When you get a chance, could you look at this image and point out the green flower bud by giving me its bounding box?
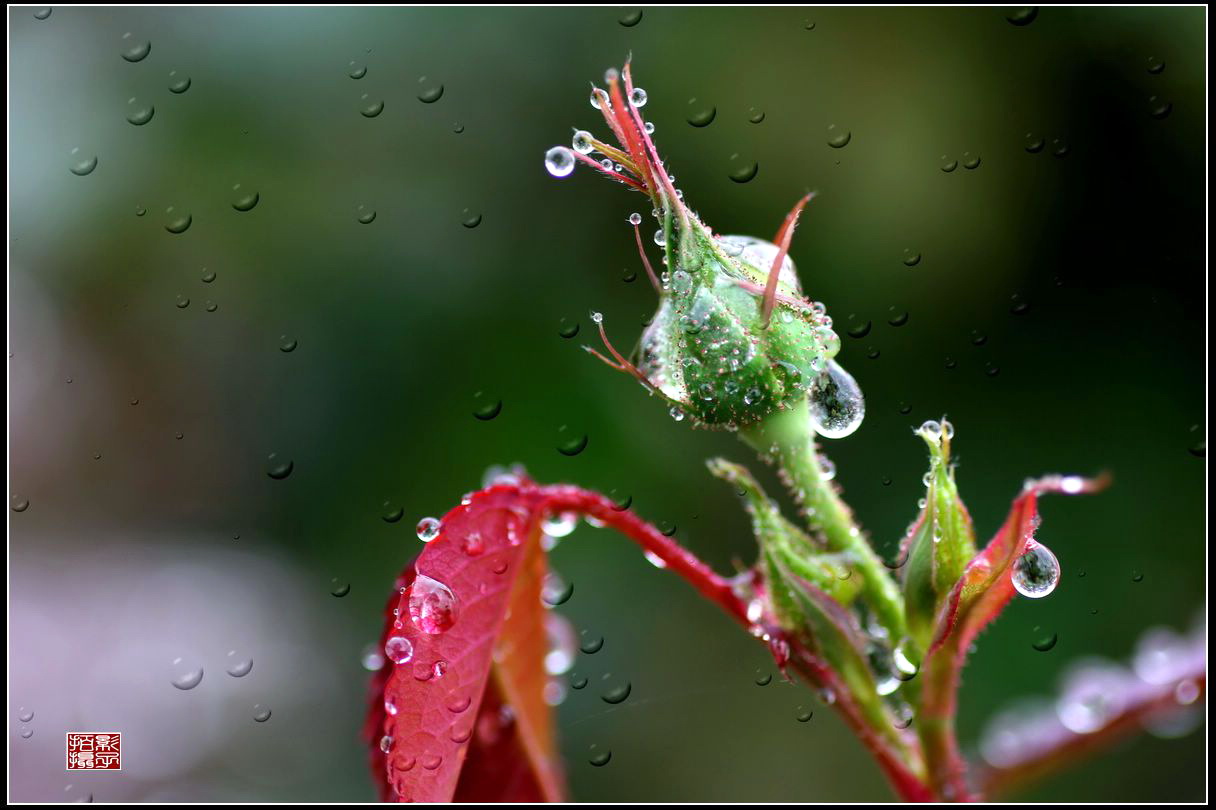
[899,419,977,658]
[547,62,861,434]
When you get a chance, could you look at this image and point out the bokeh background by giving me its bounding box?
[8,5,1206,803]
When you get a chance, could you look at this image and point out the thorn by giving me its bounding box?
[762,193,815,328]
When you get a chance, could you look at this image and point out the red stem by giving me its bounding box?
[535,484,933,802]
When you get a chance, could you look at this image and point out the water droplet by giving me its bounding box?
[415,517,441,542]
[348,61,367,79]
[826,125,851,148]
[461,209,482,228]
[579,633,604,654]
[278,335,298,352]
[796,706,814,722]
[962,152,981,170]
[199,268,216,284]
[409,574,458,634]
[330,579,350,597]
[556,430,588,456]
[120,33,151,62]
[385,635,414,664]
[11,495,30,512]
[125,97,154,126]
[204,300,218,313]
[628,87,648,108]
[542,575,575,607]
[20,727,33,739]
[940,155,957,173]
[902,249,921,267]
[1006,7,1038,26]
[471,391,501,421]
[1148,95,1172,119]
[1131,570,1144,583]
[1051,137,1070,158]
[619,9,642,26]
[847,320,872,339]
[265,453,293,480]
[589,748,612,766]
[558,317,579,339]
[686,101,716,128]
[728,158,759,184]
[168,71,191,93]
[1011,542,1060,598]
[808,360,865,439]
[1024,132,1045,153]
[360,95,384,117]
[544,145,576,178]
[34,8,51,20]
[164,207,192,234]
[225,651,254,677]
[601,680,631,704]
[755,670,772,686]
[253,704,272,722]
[887,309,909,327]
[417,78,444,103]
[231,184,259,212]
[1146,56,1165,75]
[68,148,97,176]
[170,657,204,690]
[748,107,766,124]
[17,707,34,723]
[452,122,464,134]
[1032,627,1058,652]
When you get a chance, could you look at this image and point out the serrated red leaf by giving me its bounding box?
[918,474,1107,798]
[364,482,564,803]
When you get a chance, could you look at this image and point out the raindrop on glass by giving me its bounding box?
[231,184,259,212]
[120,32,151,62]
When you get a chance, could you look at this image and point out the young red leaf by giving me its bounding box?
[365,481,565,803]
[917,474,1108,799]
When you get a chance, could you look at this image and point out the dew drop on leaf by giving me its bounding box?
[1011,542,1060,598]
[384,635,414,665]
[408,574,458,634]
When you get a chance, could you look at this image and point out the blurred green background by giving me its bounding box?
[8,5,1205,803]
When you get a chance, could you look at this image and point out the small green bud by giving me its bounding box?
[707,457,861,629]
[899,419,977,658]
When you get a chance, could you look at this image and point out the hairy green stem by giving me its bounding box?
[739,398,907,643]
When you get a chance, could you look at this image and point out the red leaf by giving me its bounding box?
[364,481,564,802]
[917,474,1107,798]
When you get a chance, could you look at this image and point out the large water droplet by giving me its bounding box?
[125,98,154,126]
[253,704,272,722]
[1011,542,1060,598]
[808,360,865,439]
[231,184,259,212]
[545,146,575,178]
[170,657,204,690]
[120,33,151,62]
[826,125,851,148]
[168,71,191,93]
[416,517,441,542]
[619,9,642,26]
[265,453,293,480]
[68,148,97,176]
[385,635,414,664]
[417,77,444,103]
[408,574,458,634]
[225,650,254,677]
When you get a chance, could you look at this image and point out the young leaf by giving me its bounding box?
[365,482,565,802]
[916,473,1107,799]
[899,419,976,659]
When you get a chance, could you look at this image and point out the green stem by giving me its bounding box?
[739,398,906,643]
